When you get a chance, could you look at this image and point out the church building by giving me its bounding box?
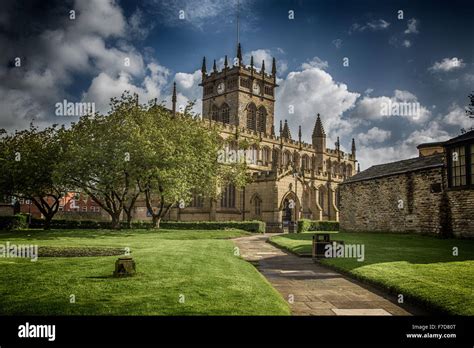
[161,44,358,232]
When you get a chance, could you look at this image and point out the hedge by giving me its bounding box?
[297,219,339,233]
[0,214,28,230]
[27,218,265,233]
[160,221,265,233]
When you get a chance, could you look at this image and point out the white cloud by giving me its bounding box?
[82,62,171,112]
[357,121,450,169]
[350,19,390,33]
[357,127,391,145]
[429,57,465,72]
[351,90,431,123]
[276,65,360,145]
[402,39,411,48]
[301,57,329,70]
[0,0,152,131]
[152,0,254,30]
[332,39,342,49]
[173,69,203,114]
[442,104,474,129]
[243,49,287,74]
[128,8,153,40]
[404,18,419,34]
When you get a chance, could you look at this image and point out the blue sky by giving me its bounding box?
[1,0,473,168]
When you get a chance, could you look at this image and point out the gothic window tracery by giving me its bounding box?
[220,103,230,124]
[257,106,267,133]
[246,103,257,131]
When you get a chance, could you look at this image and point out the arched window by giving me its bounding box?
[302,155,310,171]
[257,106,266,133]
[189,191,204,208]
[248,144,258,164]
[347,164,353,177]
[253,195,262,216]
[246,103,257,131]
[283,151,292,167]
[262,147,271,164]
[211,104,219,121]
[220,104,230,124]
[293,152,300,169]
[221,183,236,208]
[272,148,281,167]
[318,187,325,209]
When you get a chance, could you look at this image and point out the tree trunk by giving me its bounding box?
[125,211,133,229]
[152,215,161,229]
[44,214,53,230]
[110,214,121,229]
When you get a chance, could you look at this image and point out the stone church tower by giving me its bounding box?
[200,43,277,136]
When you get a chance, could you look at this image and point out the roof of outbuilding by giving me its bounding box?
[443,129,474,146]
[341,153,444,184]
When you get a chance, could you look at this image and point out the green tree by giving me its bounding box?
[135,102,248,228]
[57,93,144,229]
[59,92,249,229]
[0,124,66,229]
[466,92,474,119]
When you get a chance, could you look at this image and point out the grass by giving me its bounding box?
[270,232,474,315]
[0,228,290,315]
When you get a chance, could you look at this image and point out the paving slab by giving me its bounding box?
[233,234,427,316]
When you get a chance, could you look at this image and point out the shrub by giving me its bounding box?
[27,218,265,233]
[297,219,339,233]
[160,221,265,233]
[0,214,28,230]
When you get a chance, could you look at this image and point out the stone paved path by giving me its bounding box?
[233,234,426,316]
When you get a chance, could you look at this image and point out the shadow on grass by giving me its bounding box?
[0,229,138,241]
[0,228,249,241]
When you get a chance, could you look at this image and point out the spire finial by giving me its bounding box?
[298,125,302,143]
[351,138,356,156]
[261,59,265,75]
[224,55,228,68]
[237,43,242,65]
[312,113,326,138]
[282,120,292,139]
[213,59,217,72]
[172,82,177,116]
[201,57,207,74]
[272,57,277,76]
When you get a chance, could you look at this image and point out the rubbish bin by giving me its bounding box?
[312,233,331,259]
[288,222,296,233]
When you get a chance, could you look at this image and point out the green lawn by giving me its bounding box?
[0,229,290,315]
[270,232,474,315]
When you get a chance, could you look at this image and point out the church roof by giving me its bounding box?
[341,153,444,184]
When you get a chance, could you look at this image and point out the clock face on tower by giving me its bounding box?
[252,81,261,95]
[217,82,225,94]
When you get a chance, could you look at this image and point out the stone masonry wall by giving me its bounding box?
[340,167,445,235]
[447,189,474,238]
